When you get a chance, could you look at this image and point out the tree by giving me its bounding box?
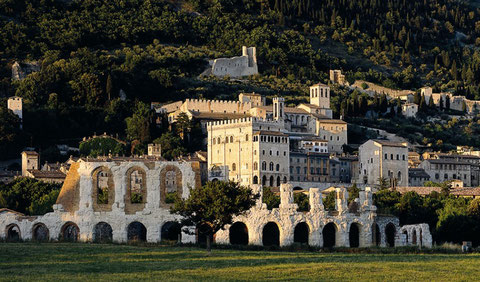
[294,192,309,212]
[378,176,390,190]
[171,181,259,253]
[153,132,186,160]
[125,101,152,143]
[373,189,401,215]
[175,112,192,140]
[106,74,113,101]
[0,177,61,215]
[263,187,280,209]
[0,107,24,160]
[445,95,450,110]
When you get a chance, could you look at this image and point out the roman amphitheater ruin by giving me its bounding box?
[0,158,432,248]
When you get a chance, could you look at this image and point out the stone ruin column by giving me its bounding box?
[309,188,324,213]
[335,187,348,214]
[279,183,298,211]
[279,184,297,247]
[251,184,266,209]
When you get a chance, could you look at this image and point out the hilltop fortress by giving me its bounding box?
[207,46,259,78]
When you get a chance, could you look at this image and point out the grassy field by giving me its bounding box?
[0,243,479,281]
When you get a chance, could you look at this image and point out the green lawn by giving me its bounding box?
[0,243,478,281]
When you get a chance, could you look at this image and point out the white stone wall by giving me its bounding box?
[400,223,433,248]
[211,47,258,78]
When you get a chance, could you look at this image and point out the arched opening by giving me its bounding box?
[412,229,417,245]
[293,222,309,245]
[229,222,248,245]
[161,221,182,243]
[262,175,267,186]
[403,231,409,244]
[127,221,147,242]
[293,187,303,191]
[276,176,281,187]
[93,222,113,243]
[283,177,287,183]
[6,224,21,241]
[32,223,49,242]
[269,176,274,187]
[385,223,396,247]
[61,222,79,242]
[323,222,337,248]
[349,223,360,248]
[196,223,215,245]
[262,222,280,246]
[253,176,258,184]
[372,223,381,246]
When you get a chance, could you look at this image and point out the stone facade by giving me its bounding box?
[329,70,346,85]
[358,140,409,187]
[420,159,473,187]
[402,103,418,118]
[7,96,23,121]
[210,46,258,78]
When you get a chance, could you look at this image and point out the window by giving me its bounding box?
[276,164,280,171]
[231,163,236,171]
[435,173,439,180]
[396,154,399,160]
[269,162,274,171]
[213,139,216,145]
[245,134,249,141]
[230,136,233,143]
[390,154,393,160]
[402,155,405,161]
[253,162,258,170]
[262,162,267,170]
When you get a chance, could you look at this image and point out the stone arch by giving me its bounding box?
[269,176,274,187]
[5,224,21,241]
[403,230,409,244]
[125,166,147,214]
[412,229,417,245]
[276,176,281,187]
[293,222,309,245]
[60,222,79,242]
[92,166,115,212]
[262,222,280,246]
[93,222,113,243]
[385,223,396,247]
[253,176,258,184]
[160,165,183,207]
[32,223,49,242]
[323,222,337,248]
[349,222,361,248]
[229,222,249,245]
[127,221,147,242]
[262,175,267,186]
[196,223,215,245]
[161,221,181,243]
[372,223,381,246]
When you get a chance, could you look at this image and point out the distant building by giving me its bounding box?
[289,152,330,183]
[401,103,418,118]
[21,151,39,177]
[148,144,162,157]
[329,70,346,85]
[238,92,265,107]
[7,96,22,128]
[210,46,258,78]
[408,152,422,168]
[419,159,473,187]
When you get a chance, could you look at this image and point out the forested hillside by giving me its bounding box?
[1,0,480,158]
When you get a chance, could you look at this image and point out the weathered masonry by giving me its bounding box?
[0,159,432,248]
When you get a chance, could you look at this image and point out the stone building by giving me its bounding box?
[11,61,41,81]
[329,70,346,85]
[419,159,473,187]
[7,96,23,122]
[207,117,289,187]
[315,119,348,153]
[408,168,431,187]
[358,140,409,187]
[21,151,39,177]
[401,103,418,118]
[210,46,258,78]
[289,152,329,183]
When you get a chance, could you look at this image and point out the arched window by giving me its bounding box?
[262,162,267,170]
[230,136,234,143]
[232,163,236,171]
[253,162,258,170]
[245,134,249,141]
[398,171,402,181]
[217,137,220,144]
[276,164,280,171]
[269,162,274,171]
[213,138,216,145]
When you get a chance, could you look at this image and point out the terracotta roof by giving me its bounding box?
[409,168,430,178]
[27,170,66,179]
[424,159,471,165]
[451,187,480,197]
[254,131,288,137]
[316,119,347,124]
[374,140,408,148]
[395,186,441,196]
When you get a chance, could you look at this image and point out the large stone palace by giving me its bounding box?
[0,158,431,248]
